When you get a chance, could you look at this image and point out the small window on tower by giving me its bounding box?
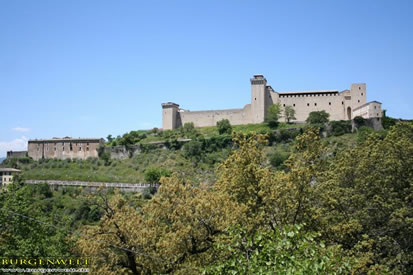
[358,100,360,103]
[293,104,295,107]
[329,102,331,105]
[307,103,309,106]
[283,104,285,107]
[359,87,361,90]
[342,101,344,105]
[314,103,317,106]
[361,93,363,96]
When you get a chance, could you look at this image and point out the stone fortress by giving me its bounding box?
[162,75,383,130]
[27,137,104,161]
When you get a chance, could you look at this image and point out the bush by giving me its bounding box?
[357,126,374,143]
[164,139,182,150]
[217,119,232,135]
[140,143,158,153]
[99,151,111,166]
[144,167,171,184]
[382,111,397,129]
[183,140,203,160]
[330,120,352,136]
[269,151,290,169]
[306,111,330,124]
[353,116,366,128]
[142,186,157,200]
[274,128,301,143]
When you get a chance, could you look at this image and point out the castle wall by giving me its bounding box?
[28,138,104,161]
[178,104,252,128]
[276,91,345,122]
[7,151,28,159]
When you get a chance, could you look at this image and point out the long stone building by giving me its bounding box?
[162,75,383,130]
[28,137,104,161]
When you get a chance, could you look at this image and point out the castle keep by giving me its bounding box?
[162,75,383,130]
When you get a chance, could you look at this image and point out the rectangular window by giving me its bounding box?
[329,102,331,105]
[314,103,317,106]
[307,103,309,106]
[86,147,89,151]
[79,146,82,151]
[70,143,73,151]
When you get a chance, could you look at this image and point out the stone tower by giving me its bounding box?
[162,102,179,130]
[250,75,269,123]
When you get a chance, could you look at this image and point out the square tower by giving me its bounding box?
[250,75,268,123]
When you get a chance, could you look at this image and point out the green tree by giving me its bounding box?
[284,105,296,123]
[76,176,241,274]
[265,104,282,128]
[315,122,413,273]
[0,183,79,266]
[306,110,330,124]
[216,119,232,135]
[205,225,353,275]
[144,167,171,185]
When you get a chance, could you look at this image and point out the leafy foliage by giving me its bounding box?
[330,120,352,136]
[315,122,413,273]
[284,105,296,123]
[265,104,282,128]
[143,167,171,184]
[76,177,241,274]
[205,225,352,274]
[306,110,330,124]
[216,119,232,135]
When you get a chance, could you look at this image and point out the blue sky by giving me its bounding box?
[1,0,413,157]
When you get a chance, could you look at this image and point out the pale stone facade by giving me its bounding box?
[28,137,105,161]
[0,168,21,186]
[162,75,382,129]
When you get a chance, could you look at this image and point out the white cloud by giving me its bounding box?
[0,136,28,157]
[12,127,31,132]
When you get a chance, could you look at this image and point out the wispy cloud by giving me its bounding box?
[12,127,31,132]
[0,136,28,157]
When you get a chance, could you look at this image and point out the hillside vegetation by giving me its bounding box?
[4,121,364,184]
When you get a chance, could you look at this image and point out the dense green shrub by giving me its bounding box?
[353,116,366,128]
[274,128,301,143]
[144,167,171,184]
[217,119,232,135]
[269,151,290,169]
[357,126,374,143]
[330,120,352,136]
